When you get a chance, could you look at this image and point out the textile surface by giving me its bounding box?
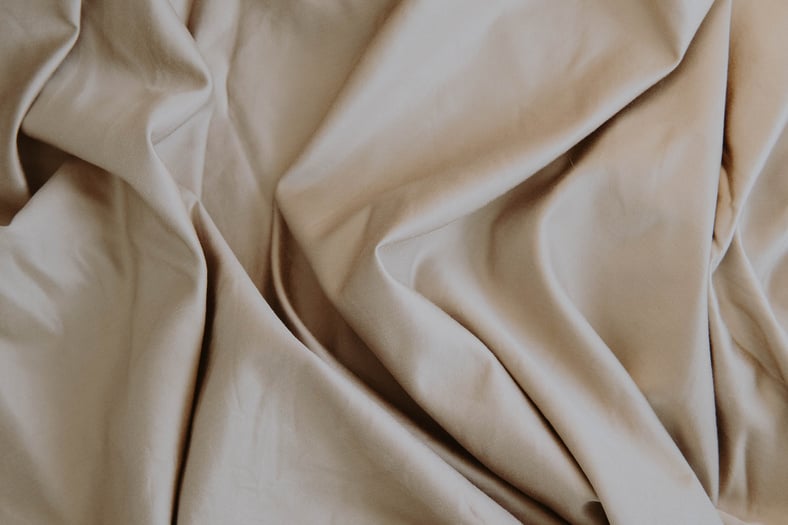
[1,1,787,523]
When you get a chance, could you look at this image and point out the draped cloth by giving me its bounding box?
[1,1,787,523]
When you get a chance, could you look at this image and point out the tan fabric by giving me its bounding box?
[2,0,787,523]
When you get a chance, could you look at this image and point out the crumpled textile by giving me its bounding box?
[1,0,787,523]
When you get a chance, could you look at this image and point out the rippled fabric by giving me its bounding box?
[1,1,787,523]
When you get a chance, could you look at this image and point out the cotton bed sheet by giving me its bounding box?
[1,1,788,524]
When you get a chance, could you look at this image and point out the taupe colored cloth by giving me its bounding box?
[1,1,787,523]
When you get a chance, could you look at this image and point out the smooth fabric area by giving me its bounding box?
[1,1,788,523]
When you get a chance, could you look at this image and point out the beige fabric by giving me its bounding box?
[2,0,787,523]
